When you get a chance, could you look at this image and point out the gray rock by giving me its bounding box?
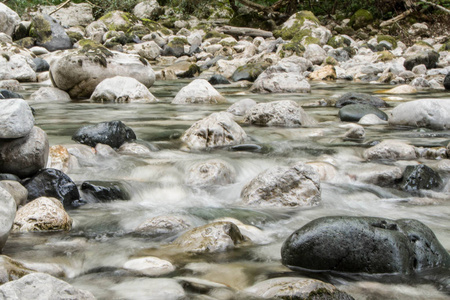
[0,3,20,37]
[133,41,161,60]
[389,99,450,130]
[81,180,130,202]
[0,89,23,100]
[363,140,416,161]
[231,63,266,82]
[38,3,94,28]
[85,20,107,44]
[343,124,365,139]
[0,126,49,178]
[185,159,236,187]
[251,72,311,93]
[281,216,450,274]
[135,215,190,236]
[412,64,427,75]
[443,73,450,90]
[0,187,16,251]
[401,164,443,192]
[227,98,257,116]
[0,181,27,207]
[267,55,313,74]
[0,99,34,139]
[410,77,431,88]
[172,79,226,104]
[244,277,354,300]
[0,54,37,82]
[335,92,387,108]
[173,221,246,253]
[31,14,72,52]
[244,100,317,127]
[91,76,157,103]
[181,112,247,150]
[72,120,136,148]
[304,44,327,65]
[241,163,321,208]
[339,104,388,122]
[404,49,439,71]
[117,142,154,156]
[30,87,71,102]
[0,273,95,300]
[346,163,402,186]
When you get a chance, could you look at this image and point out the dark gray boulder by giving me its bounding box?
[231,63,267,82]
[72,120,136,148]
[30,14,72,52]
[401,164,443,192]
[404,50,439,71]
[444,73,450,90]
[23,168,82,208]
[81,181,130,202]
[208,74,230,85]
[0,174,21,182]
[32,57,50,73]
[335,92,387,108]
[0,89,23,99]
[281,216,450,274]
[339,104,388,122]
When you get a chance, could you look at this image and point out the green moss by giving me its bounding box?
[303,36,320,46]
[377,50,395,62]
[67,31,84,44]
[204,30,228,40]
[230,11,275,31]
[328,36,344,48]
[179,64,200,78]
[294,10,320,25]
[141,19,172,36]
[99,11,139,32]
[78,39,113,68]
[439,41,450,51]
[350,9,373,30]
[415,41,433,49]
[1,53,10,61]
[14,37,36,49]
[274,11,318,41]
[168,37,188,48]
[281,42,305,57]
[30,15,52,43]
[377,35,397,49]
[325,56,338,65]
[219,39,237,47]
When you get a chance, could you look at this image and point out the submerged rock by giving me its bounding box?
[72,120,136,148]
[0,255,35,284]
[185,159,236,187]
[241,163,321,208]
[123,257,175,276]
[172,79,226,104]
[90,76,157,103]
[0,99,34,139]
[336,92,387,108]
[0,187,16,251]
[281,216,450,274]
[363,140,416,161]
[227,98,257,116]
[339,104,388,122]
[81,181,130,202]
[135,215,190,237]
[401,165,443,192]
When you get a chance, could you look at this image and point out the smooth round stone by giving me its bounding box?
[172,79,226,104]
[335,92,387,107]
[123,257,175,276]
[358,113,388,125]
[0,99,34,139]
[0,180,27,207]
[339,103,388,122]
[135,215,190,236]
[30,87,71,102]
[185,159,236,187]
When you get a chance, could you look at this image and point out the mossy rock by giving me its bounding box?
[281,42,305,57]
[29,15,52,43]
[440,41,450,51]
[325,56,338,66]
[14,37,36,49]
[377,50,395,62]
[377,35,397,49]
[178,64,201,78]
[219,39,237,47]
[350,9,373,30]
[78,39,113,68]
[230,11,275,31]
[415,41,433,49]
[274,11,319,41]
[327,35,350,49]
[99,11,139,32]
[67,31,84,44]
[303,36,320,46]
[231,63,269,82]
[141,19,172,36]
[335,26,355,36]
[168,37,188,48]
[204,30,228,40]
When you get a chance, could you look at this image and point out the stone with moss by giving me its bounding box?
[350,9,373,30]
[325,56,338,66]
[377,50,395,62]
[14,37,36,49]
[99,11,139,32]
[274,11,319,41]
[141,19,172,36]
[231,63,268,82]
[377,35,397,49]
[30,14,72,52]
[439,40,450,51]
[302,36,320,46]
[281,42,305,58]
[66,31,84,44]
[162,37,188,57]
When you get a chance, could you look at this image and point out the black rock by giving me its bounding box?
[72,120,136,148]
[444,73,450,90]
[339,104,388,122]
[32,57,50,72]
[404,50,439,71]
[0,173,21,182]
[23,168,82,208]
[231,63,266,82]
[336,92,387,108]
[281,216,450,274]
[0,89,24,99]
[229,144,262,152]
[208,74,231,85]
[401,164,443,192]
[81,181,130,202]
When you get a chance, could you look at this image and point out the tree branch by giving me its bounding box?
[418,0,450,14]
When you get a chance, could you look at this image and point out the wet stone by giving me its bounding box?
[81,181,130,202]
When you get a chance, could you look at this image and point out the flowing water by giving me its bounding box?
[3,78,450,299]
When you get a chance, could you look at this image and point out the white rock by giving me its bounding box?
[91,76,157,103]
[358,114,388,125]
[123,257,175,276]
[363,140,417,161]
[0,3,20,37]
[38,3,94,28]
[0,99,34,139]
[135,215,190,236]
[227,98,257,116]
[30,87,71,102]
[0,187,16,251]
[185,159,236,187]
[133,0,162,19]
[172,79,226,104]
[0,180,28,207]
[252,72,311,93]
[304,44,326,65]
[133,41,161,60]
[0,54,36,82]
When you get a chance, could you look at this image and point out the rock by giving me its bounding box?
[48,145,73,173]
[0,174,20,181]
[0,273,95,299]
[412,64,427,75]
[123,257,175,276]
[50,42,155,98]
[336,92,387,108]
[23,168,81,208]
[382,84,417,94]
[0,181,27,207]
[339,104,388,122]
[31,57,49,73]
[133,41,161,60]
[38,3,94,28]
[304,44,327,65]
[135,215,190,236]
[401,165,443,192]
[117,142,154,156]
[0,187,16,251]
[227,98,257,116]
[408,23,429,37]
[81,181,130,202]
[181,112,247,150]
[0,255,35,284]
[0,99,34,139]
[281,216,450,274]
[0,54,37,82]
[0,80,22,91]
[94,143,117,157]
[110,278,185,300]
[404,49,439,71]
[241,163,321,208]
[185,160,236,187]
[173,221,246,253]
[308,65,336,80]
[244,277,354,300]
[244,100,317,127]
[347,163,402,186]
[30,14,72,52]
[364,140,416,161]
[251,72,311,93]
[30,87,71,102]
[343,124,365,139]
[267,55,312,74]
[65,144,96,166]
[13,197,72,232]
[389,99,450,130]
[172,79,226,104]
[231,63,266,82]
[410,77,431,88]
[0,3,20,37]
[133,0,163,19]
[0,127,49,178]
[85,20,107,44]
[350,9,373,30]
[90,76,157,103]
[162,37,188,57]
[0,89,23,99]
[208,74,230,85]
[444,73,450,90]
[72,120,136,148]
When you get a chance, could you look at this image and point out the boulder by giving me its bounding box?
[0,187,16,251]
[350,9,373,30]
[23,168,81,208]
[30,87,71,102]
[38,3,94,28]
[281,216,450,274]
[181,112,247,150]
[72,120,136,148]
[133,41,161,60]
[13,197,72,232]
[50,41,155,98]
[0,54,37,82]
[0,99,34,139]
[172,79,226,104]
[48,145,74,173]
[172,221,246,253]
[404,49,439,71]
[401,165,443,192]
[304,44,326,65]
[389,99,450,130]
[208,74,230,85]
[251,72,311,93]
[244,277,354,300]
[410,77,431,88]
[0,80,22,91]
[0,3,20,37]
[81,181,130,202]
[241,163,321,208]
[133,0,163,20]
[343,124,365,140]
[363,140,416,161]
[0,181,27,207]
[0,127,49,178]
[185,160,236,187]
[0,89,23,99]
[30,14,72,52]
[231,63,266,82]
[31,57,50,72]
[85,20,107,44]
[244,100,317,127]
[308,65,336,80]
[339,104,388,122]
[335,92,387,108]
[135,215,190,236]
[0,273,95,299]
[444,73,450,90]
[123,257,175,276]
[227,98,257,116]
[0,255,35,284]
[90,76,157,103]
[267,55,312,74]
